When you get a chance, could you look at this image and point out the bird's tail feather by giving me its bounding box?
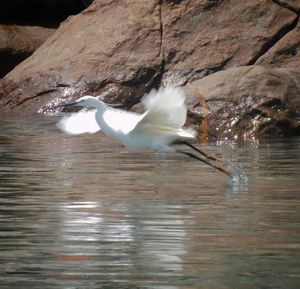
[142,124,196,141]
[177,128,197,139]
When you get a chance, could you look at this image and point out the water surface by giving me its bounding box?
[0,116,299,288]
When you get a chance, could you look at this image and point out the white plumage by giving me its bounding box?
[141,86,186,129]
[57,86,230,175]
[57,109,100,135]
[57,86,196,152]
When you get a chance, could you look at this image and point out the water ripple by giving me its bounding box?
[0,116,299,289]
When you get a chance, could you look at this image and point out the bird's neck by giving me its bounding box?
[95,102,107,115]
[87,98,107,113]
[94,102,112,133]
[88,99,109,128]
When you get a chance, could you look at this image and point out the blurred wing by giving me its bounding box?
[57,109,100,135]
[141,86,186,129]
[103,108,143,134]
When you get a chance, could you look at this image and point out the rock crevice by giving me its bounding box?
[271,0,300,15]
[247,15,299,65]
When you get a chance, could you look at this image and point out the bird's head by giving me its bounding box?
[61,96,102,109]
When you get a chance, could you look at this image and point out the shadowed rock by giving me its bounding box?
[0,0,93,78]
[256,19,300,68]
[0,25,55,78]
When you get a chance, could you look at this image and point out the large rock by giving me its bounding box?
[187,66,300,140]
[0,0,163,114]
[160,0,298,84]
[0,1,299,140]
[0,0,298,116]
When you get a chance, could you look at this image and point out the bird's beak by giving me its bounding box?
[55,101,80,109]
[61,102,78,107]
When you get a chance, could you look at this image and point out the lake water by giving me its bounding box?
[0,115,299,289]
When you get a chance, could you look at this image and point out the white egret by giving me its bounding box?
[57,86,229,175]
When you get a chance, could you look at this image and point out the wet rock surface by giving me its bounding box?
[0,0,299,139]
[187,66,300,140]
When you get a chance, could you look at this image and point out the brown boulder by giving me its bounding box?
[0,0,298,116]
[187,66,300,140]
[161,0,298,84]
[0,0,162,114]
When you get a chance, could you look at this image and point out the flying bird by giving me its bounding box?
[57,86,229,175]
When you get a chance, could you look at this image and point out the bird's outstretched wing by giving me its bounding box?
[102,108,142,134]
[57,109,100,135]
[140,86,187,129]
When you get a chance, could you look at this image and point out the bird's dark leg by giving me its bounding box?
[176,141,219,161]
[177,149,231,176]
